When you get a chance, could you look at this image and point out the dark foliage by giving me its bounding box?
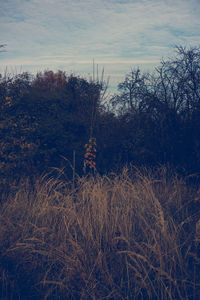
[110,46,200,176]
[0,46,199,185]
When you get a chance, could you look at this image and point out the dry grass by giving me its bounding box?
[0,167,199,299]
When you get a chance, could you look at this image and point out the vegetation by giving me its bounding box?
[0,167,199,299]
[0,46,199,183]
[110,46,200,173]
[0,70,102,182]
[0,46,199,298]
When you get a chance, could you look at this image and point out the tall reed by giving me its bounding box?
[0,167,199,299]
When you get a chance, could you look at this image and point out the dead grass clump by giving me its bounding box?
[0,167,199,299]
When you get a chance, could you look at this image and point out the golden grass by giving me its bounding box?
[0,167,199,299]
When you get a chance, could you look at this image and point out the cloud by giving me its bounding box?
[0,0,200,90]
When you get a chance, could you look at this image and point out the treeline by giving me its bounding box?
[0,46,200,181]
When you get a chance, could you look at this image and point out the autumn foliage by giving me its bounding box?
[0,46,200,184]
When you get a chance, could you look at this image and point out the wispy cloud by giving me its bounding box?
[0,0,200,90]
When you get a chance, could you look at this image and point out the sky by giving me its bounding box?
[0,0,200,92]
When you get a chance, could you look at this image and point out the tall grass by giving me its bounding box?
[0,167,199,299]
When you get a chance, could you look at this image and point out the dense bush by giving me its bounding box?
[0,46,199,184]
[0,71,102,180]
[110,46,200,174]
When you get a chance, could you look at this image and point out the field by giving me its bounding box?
[0,167,199,299]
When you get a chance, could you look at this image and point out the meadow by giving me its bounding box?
[0,167,199,299]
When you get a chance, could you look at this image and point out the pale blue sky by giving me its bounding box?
[0,0,200,91]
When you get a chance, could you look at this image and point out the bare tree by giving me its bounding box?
[111,68,154,114]
[156,46,200,118]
